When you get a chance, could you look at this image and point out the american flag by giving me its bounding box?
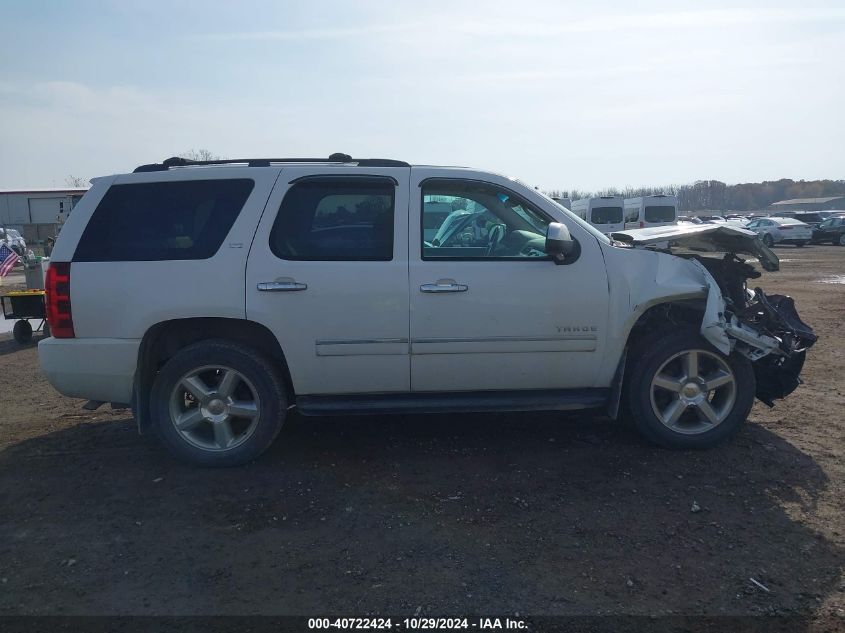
[0,243,18,277]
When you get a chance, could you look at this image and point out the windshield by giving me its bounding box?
[644,205,676,223]
[591,206,623,224]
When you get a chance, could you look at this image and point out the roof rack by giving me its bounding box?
[133,153,410,173]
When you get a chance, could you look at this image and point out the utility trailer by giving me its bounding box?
[2,290,48,344]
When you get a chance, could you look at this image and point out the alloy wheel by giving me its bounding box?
[649,349,737,435]
[168,365,261,451]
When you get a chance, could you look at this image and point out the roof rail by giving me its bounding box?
[133,153,410,173]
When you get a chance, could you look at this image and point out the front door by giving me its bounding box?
[409,169,610,392]
[246,166,411,394]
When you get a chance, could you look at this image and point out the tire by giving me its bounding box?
[762,234,774,247]
[150,339,287,466]
[12,320,33,344]
[795,241,806,248]
[839,234,845,246]
[625,329,755,450]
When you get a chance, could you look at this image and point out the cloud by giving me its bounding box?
[197,22,418,42]
[197,7,845,41]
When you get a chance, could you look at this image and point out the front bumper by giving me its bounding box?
[39,337,140,404]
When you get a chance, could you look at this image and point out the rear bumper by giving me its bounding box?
[38,337,140,404]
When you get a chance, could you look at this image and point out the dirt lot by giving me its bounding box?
[0,246,843,623]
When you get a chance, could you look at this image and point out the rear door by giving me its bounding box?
[643,204,677,228]
[624,204,642,229]
[589,204,625,235]
[246,166,411,395]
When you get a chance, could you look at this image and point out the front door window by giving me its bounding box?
[421,180,550,260]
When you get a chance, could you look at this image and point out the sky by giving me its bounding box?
[0,1,843,191]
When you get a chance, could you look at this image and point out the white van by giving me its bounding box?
[422,201,453,242]
[570,197,625,235]
[624,195,678,230]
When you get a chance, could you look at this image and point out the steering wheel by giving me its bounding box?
[486,224,506,256]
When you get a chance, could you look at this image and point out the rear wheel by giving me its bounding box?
[151,340,287,466]
[762,234,775,247]
[839,234,845,246]
[795,241,806,248]
[625,329,755,449]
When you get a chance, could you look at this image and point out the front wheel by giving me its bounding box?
[625,330,755,449]
[151,340,287,466]
[839,234,845,246]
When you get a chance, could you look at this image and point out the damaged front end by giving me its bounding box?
[612,224,818,406]
[693,255,817,406]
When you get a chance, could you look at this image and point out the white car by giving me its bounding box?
[37,154,817,466]
[744,217,812,247]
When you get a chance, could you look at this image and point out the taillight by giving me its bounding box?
[45,262,74,338]
[639,221,644,228]
[780,226,793,230]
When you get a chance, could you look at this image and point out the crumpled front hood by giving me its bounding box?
[610,224,780,272]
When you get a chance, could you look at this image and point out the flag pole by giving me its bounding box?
[0,220,6,287]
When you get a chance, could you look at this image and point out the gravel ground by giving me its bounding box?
[0,246,843,625]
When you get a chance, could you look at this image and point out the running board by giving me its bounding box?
[296,389,609,417]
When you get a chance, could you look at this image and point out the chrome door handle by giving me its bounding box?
[420,282,468,293]
[257,281,308,292]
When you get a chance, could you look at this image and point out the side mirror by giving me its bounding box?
[545,222,578,264]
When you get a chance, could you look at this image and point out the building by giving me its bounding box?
[0,188,88,245]
[769,196,845,212]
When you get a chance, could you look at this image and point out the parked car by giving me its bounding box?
[744,217,812,247]
[790,212,828,230]
[0,227,27,254]
[38,154,816,466]
[811,216,845,245]
[676,216,701,226]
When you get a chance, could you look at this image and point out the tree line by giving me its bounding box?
[547,178,845,212]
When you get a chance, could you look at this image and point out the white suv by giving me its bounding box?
[38,154,817,466]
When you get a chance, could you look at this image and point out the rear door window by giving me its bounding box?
[269,177,395,261]
[644,206,676,222]
[590,206,623,224]
[74,179,255,262]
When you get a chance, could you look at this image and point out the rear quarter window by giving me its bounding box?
[73,179,254,262]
